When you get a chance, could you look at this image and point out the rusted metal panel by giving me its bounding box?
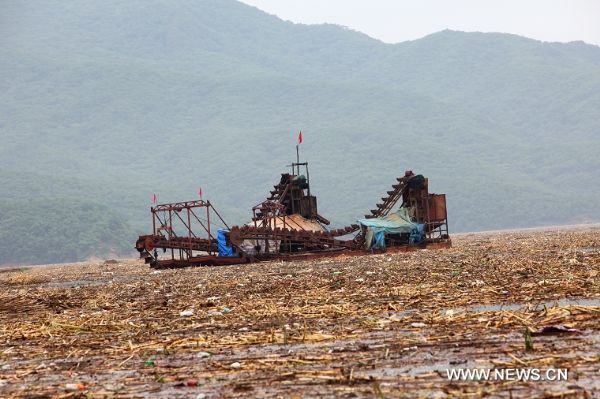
[428,194,447,221]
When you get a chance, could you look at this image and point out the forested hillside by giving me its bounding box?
[1,0,599,264]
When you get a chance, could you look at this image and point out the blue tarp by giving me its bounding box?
[358,208,425,249]
[409,223,425,244]
[217,229,234,257]
[373,230,386,250]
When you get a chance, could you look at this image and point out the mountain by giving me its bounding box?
[1,0,599,264]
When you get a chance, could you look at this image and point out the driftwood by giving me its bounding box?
[0,227,598,397]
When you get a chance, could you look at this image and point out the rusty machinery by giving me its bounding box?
[135,161,450,268]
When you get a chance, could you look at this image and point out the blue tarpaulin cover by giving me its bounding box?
[357,208,425,249]
[217,229,234,257]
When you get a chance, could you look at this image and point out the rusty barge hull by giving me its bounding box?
[146,240,452,269]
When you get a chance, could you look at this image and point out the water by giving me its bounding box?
[444,297,600,315]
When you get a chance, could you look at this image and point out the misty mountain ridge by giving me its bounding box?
[1,0,599,264]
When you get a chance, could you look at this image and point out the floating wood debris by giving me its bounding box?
[0,228,598,397]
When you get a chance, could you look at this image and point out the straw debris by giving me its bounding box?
[0,227,598,397]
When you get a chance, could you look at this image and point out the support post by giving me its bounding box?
[152,207,156,235]
[207,201,212,255]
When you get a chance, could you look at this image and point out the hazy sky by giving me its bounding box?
[239,0,600,45]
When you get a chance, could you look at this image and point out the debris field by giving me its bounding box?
[0,227,598,398]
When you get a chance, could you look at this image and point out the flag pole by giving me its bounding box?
[296,130,303,175]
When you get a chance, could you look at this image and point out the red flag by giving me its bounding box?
[298,131,303,144]
[198,187,203,199]
[152,193,157,204]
